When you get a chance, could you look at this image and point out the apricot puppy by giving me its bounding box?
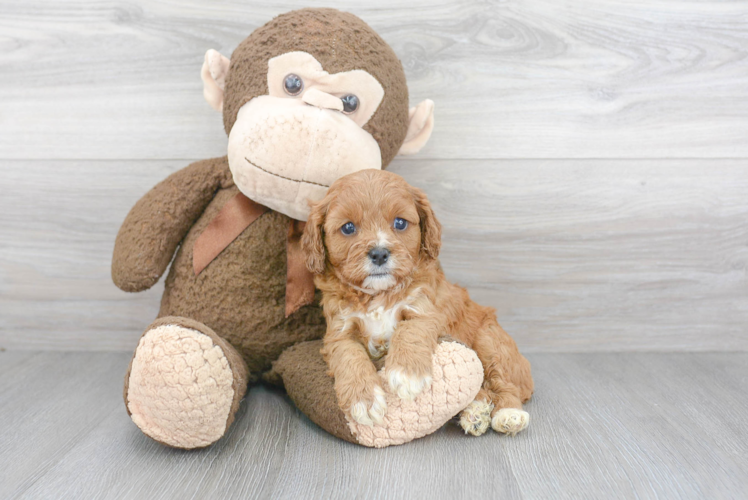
[302,169,534,436]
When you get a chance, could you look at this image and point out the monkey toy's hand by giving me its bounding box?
[112,159,230,293]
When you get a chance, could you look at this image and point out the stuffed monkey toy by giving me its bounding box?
[114,8,484,449]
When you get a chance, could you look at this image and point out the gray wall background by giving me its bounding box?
[1,0,746,351]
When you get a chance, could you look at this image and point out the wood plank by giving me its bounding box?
[0,350,39,376]
[391,159,748,352]
[626,353,748,473]
[0,351,128,498]
[2,159,747,352]
[13,388,303,499]
[0,160,174,350]
[1,1,748,160]
[6,352,748,499]
[503,353,748,499]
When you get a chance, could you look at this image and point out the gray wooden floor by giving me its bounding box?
[1,351,746,500]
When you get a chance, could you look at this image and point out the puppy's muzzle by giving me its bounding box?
[368,247,390,267]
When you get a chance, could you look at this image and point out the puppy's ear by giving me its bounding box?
[410,185,442,260]
[302,197,330,274]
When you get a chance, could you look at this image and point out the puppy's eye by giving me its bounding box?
[283,74,303,96]
[341,222,356,236]
[341,95,359,114]
[393,218,408,231]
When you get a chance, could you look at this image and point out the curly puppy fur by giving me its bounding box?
[302,170,534,433]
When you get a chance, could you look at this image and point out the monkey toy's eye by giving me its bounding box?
[283,74,304,96]
[341,222,357,236]
[341,95,359,114]
[393,218,408,231]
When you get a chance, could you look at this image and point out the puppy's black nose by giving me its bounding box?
[368,247,390,266]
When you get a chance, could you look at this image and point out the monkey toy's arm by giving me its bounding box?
[112,157,230,292]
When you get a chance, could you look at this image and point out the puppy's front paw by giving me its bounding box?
[349,385,387,426]
[492,408,530,436]
[386,367,432,401]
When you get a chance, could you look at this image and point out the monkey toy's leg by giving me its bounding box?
[267,339,485,448]
[459,321,534,437]
[123,316,249,449]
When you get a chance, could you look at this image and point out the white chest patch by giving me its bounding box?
[363,306,400,353]
[340,296,420,359]
[349,305,400,359]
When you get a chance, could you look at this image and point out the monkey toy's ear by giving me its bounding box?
[201,49,231,112]
[397,99,435,156]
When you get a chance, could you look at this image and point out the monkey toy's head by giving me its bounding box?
[201,8,434,221]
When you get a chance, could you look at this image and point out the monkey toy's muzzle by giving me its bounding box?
[227,96,382,221]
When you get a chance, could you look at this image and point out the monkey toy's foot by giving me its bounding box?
[124,317,249,449]
[352,341,484,447]
[272,339,484,448]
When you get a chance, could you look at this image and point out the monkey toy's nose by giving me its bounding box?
[368,247,390,266]
[302,88,344,112]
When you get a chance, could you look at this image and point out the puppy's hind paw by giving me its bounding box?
[350,386,387,426]
[387,368,432,401]
[459,399,494,436]
[492,408,529,436]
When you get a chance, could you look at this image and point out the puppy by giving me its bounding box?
[301,169,533,436]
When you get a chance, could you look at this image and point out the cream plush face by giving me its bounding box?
[227,52,385,221]
[204,10,438,221]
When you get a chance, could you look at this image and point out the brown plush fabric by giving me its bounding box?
[112,157,233,292]
[265,336,470,446]
[268,340,358,444]
[114,157,325,382]
[223,8,409,167]
[150,157,327,381]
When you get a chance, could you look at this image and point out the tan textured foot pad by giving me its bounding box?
[347,342,483,448]
[492,408,530,436]
[459,399,494,436]
[126,324,235,448]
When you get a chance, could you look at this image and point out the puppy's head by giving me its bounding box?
[302,169,441,292]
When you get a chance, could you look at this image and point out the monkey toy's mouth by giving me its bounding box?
[227,96,382,221]
[244,157,330,188]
